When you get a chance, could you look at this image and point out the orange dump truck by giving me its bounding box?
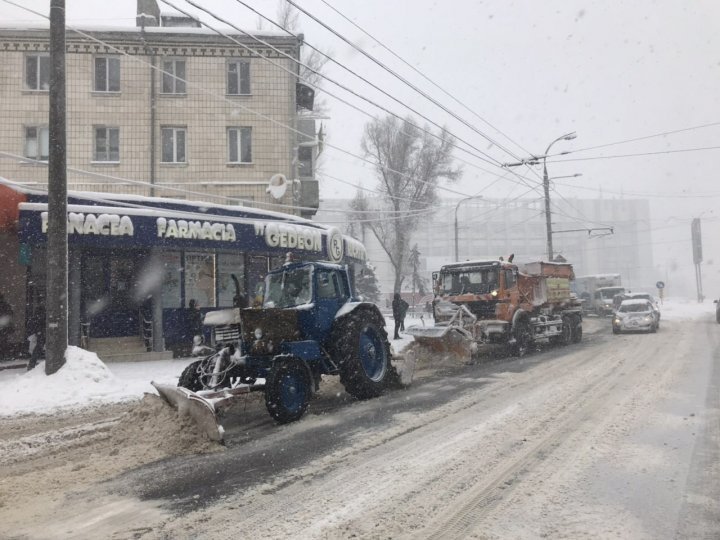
[407,257,583,358]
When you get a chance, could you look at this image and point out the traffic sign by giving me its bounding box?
[656,281,665,289]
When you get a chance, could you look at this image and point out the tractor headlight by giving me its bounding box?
[491,289,498,297]
[192,335,203,346]
[254,327,263,340]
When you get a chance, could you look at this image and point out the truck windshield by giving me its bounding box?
[439,268,498,295]
[599,287,625,300]
[263,266,312,308]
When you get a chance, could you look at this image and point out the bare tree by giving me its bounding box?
[361,115,461,293]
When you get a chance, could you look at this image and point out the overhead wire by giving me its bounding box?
[284,0,523,166]
[315,0,535,158]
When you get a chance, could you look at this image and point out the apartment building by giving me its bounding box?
[0,0,320,217]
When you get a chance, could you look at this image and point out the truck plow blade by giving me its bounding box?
[405,325,476,361]
[151,382,225,443]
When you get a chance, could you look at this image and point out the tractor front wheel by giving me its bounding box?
[265,357,311,424]
[178,359,203,392]
[332,311,391,400]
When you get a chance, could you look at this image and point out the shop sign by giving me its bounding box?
[254,221,322,254]
[156,218,236,242]
[41,211,134,236]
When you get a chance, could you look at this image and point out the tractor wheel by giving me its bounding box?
[510,319,532,357]
[265,357,311,424]
[331,310,391,400]
[571,315,583,343]
[178,359,204,392]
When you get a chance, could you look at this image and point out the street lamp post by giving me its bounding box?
[542,132,577,260]
[454,195,484,261]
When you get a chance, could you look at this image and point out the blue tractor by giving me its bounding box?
[153,261,410,441]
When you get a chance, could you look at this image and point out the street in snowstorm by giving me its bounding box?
[1,310,718,539]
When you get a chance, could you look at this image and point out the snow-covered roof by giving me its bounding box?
[620,299,652,307]
[0,22,289,38]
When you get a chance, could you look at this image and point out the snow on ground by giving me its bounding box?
[0,298,711,418]
[0,346,194,417]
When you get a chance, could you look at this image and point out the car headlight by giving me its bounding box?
[254,327,263,340]
[613,318,620,324]
[645,315,653,322]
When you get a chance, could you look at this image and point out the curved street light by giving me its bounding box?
[454,195,484,261]
[543,131,577,260]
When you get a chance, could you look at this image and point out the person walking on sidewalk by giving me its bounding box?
[392,293,409,340]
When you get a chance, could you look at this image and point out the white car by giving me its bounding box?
[612,299,659,334]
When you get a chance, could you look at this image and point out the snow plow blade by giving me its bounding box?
[151,382,224,443]
[405,325,476,360]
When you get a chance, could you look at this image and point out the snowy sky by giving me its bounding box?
[2,0,719,290]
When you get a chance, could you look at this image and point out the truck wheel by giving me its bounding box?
[571,316,583,343]
[510,319,532,357]
[549,316,572,346]
[332,311,390,400]
[178,359,204,392]
[265,357,311,424]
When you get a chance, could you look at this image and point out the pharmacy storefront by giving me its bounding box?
[0,179,366,356]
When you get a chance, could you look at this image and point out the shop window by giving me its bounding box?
[94,57,121,92]
[218,253,245,307]
[161,127,187,163]
[227,60,250,95]
[25,54,50,91]
[227,127,252,163]
[93,127,120,162]
[184,252,216,308]
[161,252,182,309]
[161,59,186,94]
[24,126,49,161]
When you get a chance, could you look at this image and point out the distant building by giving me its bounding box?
[317,196,654,300]
[0,0,321,217]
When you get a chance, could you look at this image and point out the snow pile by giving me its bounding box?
[0,347,139,417]
[109,393,224,455]
[658,297,716,321]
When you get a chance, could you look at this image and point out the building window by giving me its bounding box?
[94,127,120,162]
[227,60,250,95]
[161,59,186,94]
[161,127,187,163]
[25,54,50,91]
[227,127,252,163]
[24,126,49,161]
[298,146,313,177]
[94,57,121,92]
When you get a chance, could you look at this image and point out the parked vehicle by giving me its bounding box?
[612,299,659,334]
[406,256,583,360]
[153,260,413,442]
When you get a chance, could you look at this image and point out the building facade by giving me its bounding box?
[0,3,321,217]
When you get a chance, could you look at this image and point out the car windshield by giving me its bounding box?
[439,268,498,295]
[263,266,312,308]
[619,302,651,313]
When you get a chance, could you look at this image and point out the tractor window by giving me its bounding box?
[439,268,499,294]
[504,269,516,288]
[263,266,312,308]
[316,269,348,300]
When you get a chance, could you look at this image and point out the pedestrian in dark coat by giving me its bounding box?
[392,293,409,340]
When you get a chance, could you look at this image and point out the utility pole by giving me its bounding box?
[504,132,577,261]
[46,0,68,375]
[454,195,483,261]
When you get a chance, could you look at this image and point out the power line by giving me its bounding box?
[284,0,521,166]
[315,0,534,159]
[546,145,720,164]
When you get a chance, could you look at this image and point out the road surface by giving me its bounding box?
[1,316,718,539]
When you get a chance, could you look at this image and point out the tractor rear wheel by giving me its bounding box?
[331,311,391,399]
[265,357,311,424]
[178,359,203,392]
